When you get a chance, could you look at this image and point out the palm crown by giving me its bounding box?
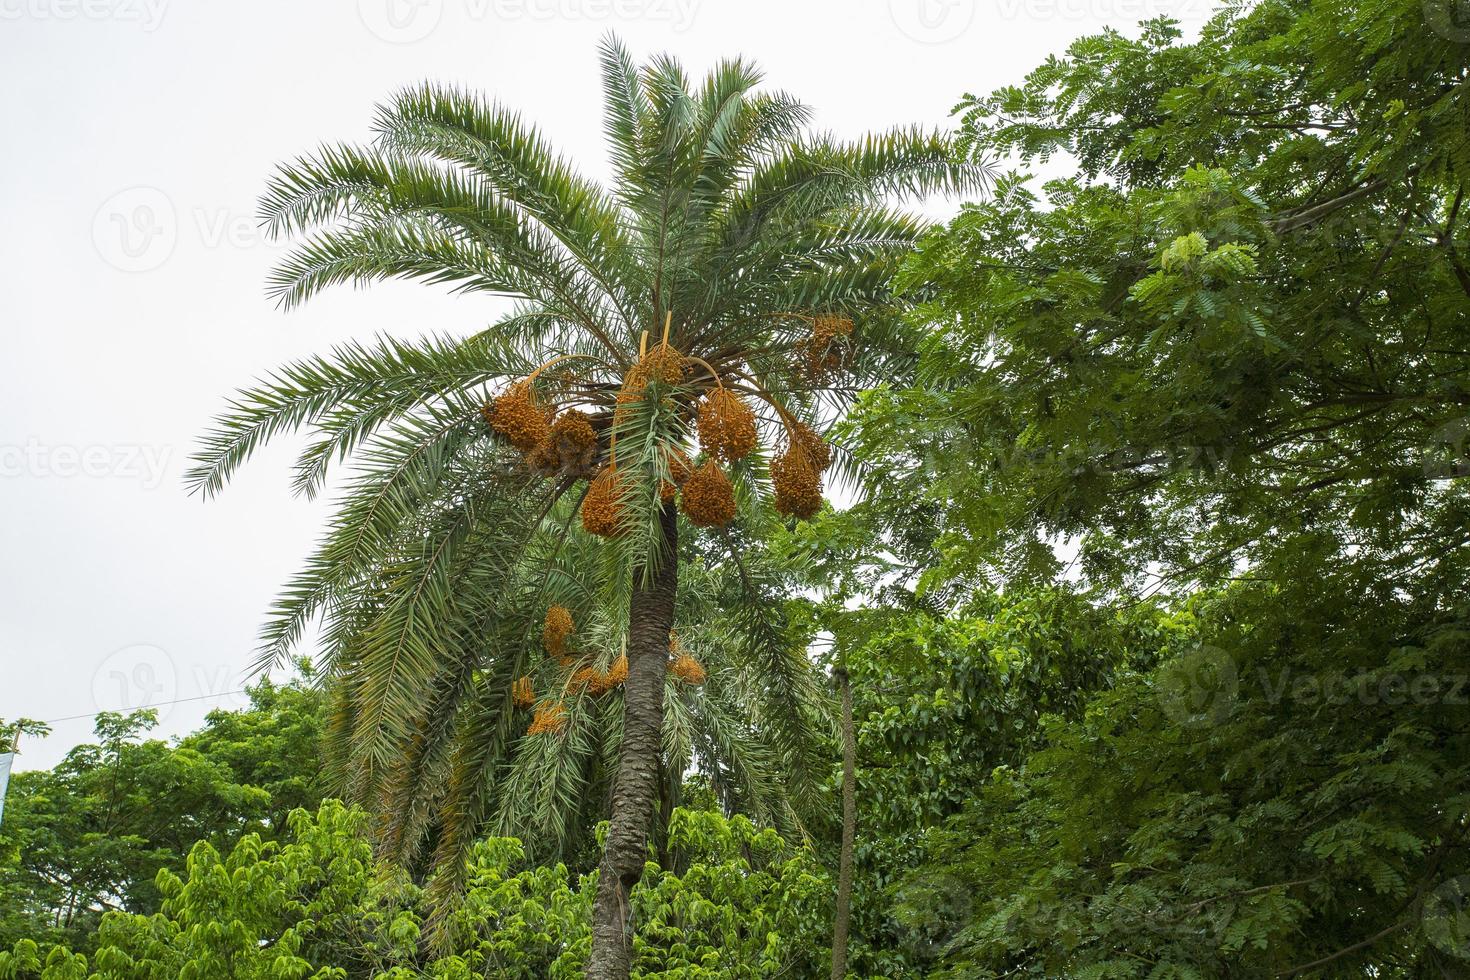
[188,36,983,971]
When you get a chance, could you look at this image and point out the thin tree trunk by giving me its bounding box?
[831,662,856,980]
[588,505,678,980]
[656,755,675,870]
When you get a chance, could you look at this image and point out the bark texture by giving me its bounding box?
[587,506,678,980]
[831,663,856,980]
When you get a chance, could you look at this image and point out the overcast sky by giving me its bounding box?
[0,0,1218,771]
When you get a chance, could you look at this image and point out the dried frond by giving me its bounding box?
[543,605,574,656]
[681,459,737,528]
[771,445,822,519]
[526,700,567,735]
[511,676,535,709]
[581,464,630,537]
[696,389,757,463]
[486,382,551,451]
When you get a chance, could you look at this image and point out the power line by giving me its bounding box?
[40,690,252,726]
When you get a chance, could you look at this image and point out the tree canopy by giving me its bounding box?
[0,679,323,953]
[10,2,1469,976]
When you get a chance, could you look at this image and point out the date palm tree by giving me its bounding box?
[189,37,984,978]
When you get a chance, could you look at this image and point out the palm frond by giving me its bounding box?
[201,36,982,907]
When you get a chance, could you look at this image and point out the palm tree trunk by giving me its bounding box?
[831,662,856,980]
[588,505,678,980]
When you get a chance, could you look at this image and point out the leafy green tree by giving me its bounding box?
[0,801,834,979]
[917,570,1470,976]
[854,0,1470,602]
[0,720,47,830]
[0,722,48,757]
[844,0,1470,973]
[0,710,268,949]
[188,36,981,976]
[825,591,1173,976]
[177,673,326,836]
[0,680,324,952]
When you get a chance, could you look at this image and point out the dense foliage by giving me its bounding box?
[0,680,323,953]
[842,0,1470,974]
[0,801,832,979]
[826,594,1179,976]
[926,573,1470,976]
[9,0,1467,975]
[856,0,1470,600]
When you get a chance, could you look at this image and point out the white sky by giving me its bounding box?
[0,0,1218,771]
